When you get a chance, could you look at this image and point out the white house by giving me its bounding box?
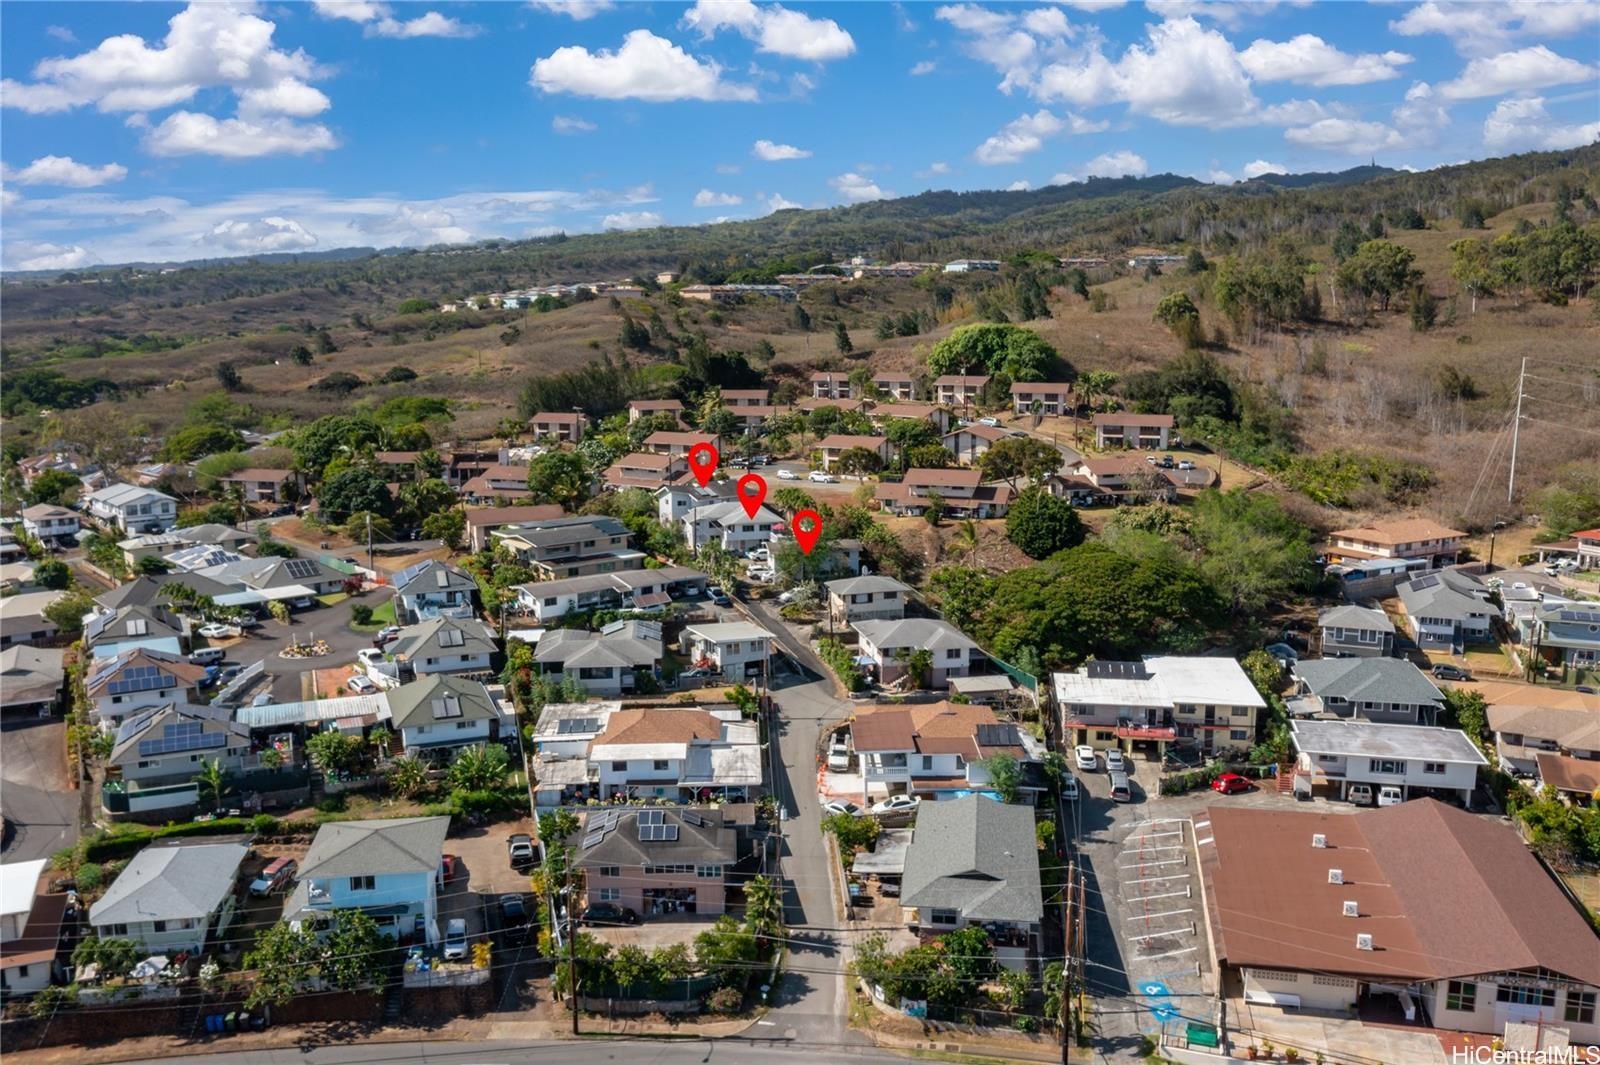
[393,560,477,623]
[84,484,179,534]
[1,859,63,996]
[941,423,1009,465]
[534,622,663,697]
[849,700,1037,804]
[589,706,761,802]
[853,618,981,688]
[1092,413,1173,450]
[826,574,911,626]
[20,505,80,547]
[1289,719,1487,805]
[680,500,781,554]
[1052,656,1266,759]
[1010,382,1073,417]
[656,482,736,526]
[84,648,210,730]
[387,616,498,679]
[90,840,247,956]
[286,816,450,945]
[816,434,895,473]
[682,621,776,679]
[384,674,502,759]
[512,566,707,624]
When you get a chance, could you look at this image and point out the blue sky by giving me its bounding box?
[2,0,1597,270]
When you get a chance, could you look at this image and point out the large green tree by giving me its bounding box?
[1005,488,1087,560]
[925,323,1067,382]
[317,468,395,524]
[978,436,1063,490]
[526,450,590,511]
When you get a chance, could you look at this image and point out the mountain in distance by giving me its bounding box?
[1242,164,1400,189]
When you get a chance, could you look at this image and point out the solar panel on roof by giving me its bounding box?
[431,695,463,719]
[283,558,321,580]
[662,825,678,841]
[1410,575,1440,590]
[582,831,604,849]
[556,717,600,735]
[639,809,664,825]
[107,664,175,696]
[137,720,227,758]
[976,723,1017,747]
[438,627,466,648]
[681,812,705,827]
[1086,661,1150,680]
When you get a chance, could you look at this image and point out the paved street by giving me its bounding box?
[115,1038,915,1065]
[0,715,81,862]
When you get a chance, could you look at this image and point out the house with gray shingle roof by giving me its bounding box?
[1318,604,1396,658]
[393,559,477,623]
[853,618,981,688]
[384,675,502,758]
[900,797,1042,970]
[89,839,248,955]
[1396,569,1497,651]
[1290,657,1444,725]
[286,816,450,945]
[387,616,498,679]
[534,624,663,697]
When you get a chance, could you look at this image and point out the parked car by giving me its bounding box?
[288,596,314,610]
[977,417,1000,427]
[1074,745,1098,771]
[869,794,921,816]
[233,614,263,629]
[357,648,386,667]
[375,626,403,645]
[1264,642,1298,664]
[579,903,639,927]
[708,587,731,606]
[1061,777,1080,801]
[1576,686,1598,695]
[1176,460,1196,470]
[679,667,713,680]
[507,833,536,868]
[1431,663,1473,681]
[827,738,851,772]
[442,918,468,960]
[747,545,770,561]
[251,692,274,707]
[1104,749,1127,774]
[749,455,770,467]
[1347,783,1374,805]
[822,799,864,818]
[197,622,239,640]
[1109,771,1133,803]
[498,895,530,942]
[808,471,837,483]
[777,468,799,480]
[188,647,226,667]
[347,674,378,694]
[438,854,464,884]
[249,857,296,896]
[1377,785,1404,807]
[1210,772,1253,795]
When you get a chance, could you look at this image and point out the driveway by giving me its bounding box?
[210,590,396,702]
[0,715,80,862]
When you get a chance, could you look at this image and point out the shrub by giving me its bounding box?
[75,862,103,892]
[706,986,743,1013]
[250,813,281,835]
[817,637,865,692]
[350,603,374,626]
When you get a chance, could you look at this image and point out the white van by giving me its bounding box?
[187,646,225,665]
[1109,771,1132,803]
[1377,785,1404,807]
[1347,783,1374,805]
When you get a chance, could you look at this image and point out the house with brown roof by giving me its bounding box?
[847,701,1037,804]
[867,401,954,434]
[1064,454,1177,501]
[1198,799,1600,1043]
[459,462,533,503]
[875,468,1014,519]
[627,399,685,424]
[941,422,1009,465]
[872,372,916,401]
[933,375,989,407]
[816,433,895,472]
[1479,684,1600,789]
[1326,517,1467,568]
[1010,382,1073,416]
[589,706,762,802]
[1,859,68,995]
[568,805,747,919]
[530,411,586,443]
[1573,527,1600,570]
[643,431,721,459]
[721,389,769,407]
[20,504,81,547]
[810,371,852,399]
[219,468,301,504]
[464,504,565,552]
[603,451,688,491]
[1092,412,1174,450]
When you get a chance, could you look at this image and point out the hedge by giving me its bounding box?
[81,818,256,863]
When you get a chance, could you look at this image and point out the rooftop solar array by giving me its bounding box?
[637,809,679,841]
[680,812,707,828]
[106,664,176,696]
[431,695,463,719]
[1557,610,1600,623]
[976,723,1018,747]
[137,720,226,758]
[1409,575,1440,590]
[556,716,601,734]
[581,808,624,849]
[283,559,321,580]
[438,627,466,648]
[1086,661,1150,680]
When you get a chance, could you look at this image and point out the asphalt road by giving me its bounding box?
[115,1038,912,1065]
[0,715,81,862]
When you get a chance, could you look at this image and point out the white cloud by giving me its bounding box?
[830,172,889,202]
[1390,1,1600,58]
[44,25,76,43]
[2,155,127,188]
[1241,158,1283,178]
[1021,8,1073,37]
[551,115,597,133]
[928,161,950,174]
[145,113,338,158]
[526,0,615,19]
[1007,179,1033,191]
[1256,98,1342,126]
[311,1,478,38]
[602,210,665,230]
[715,163,742,174]
[1482,96,1600,153]
[693,189,742,207]
[11,241,94,271]
[1144,1,1313,31]
[910,59,937,76]
[1,188,19,209]
[1391,81,1449,145]
[1239,34,1411,86]
[935,5,1044,93]
[532,30,756,101]
[752,139,810,160]
[205,216,319,253]
[1436,45,1597,100]
[1057,0,1127,8]
[1284,118,1405,155]
[1080,149,1148,178]
[765,193,802,211]
[1205,168,1233,184]
[238,80,331,118]
[683,0,855,61]
[974,108,1106,164]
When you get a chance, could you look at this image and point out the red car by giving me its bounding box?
[438,854,464,884]
[1211,772,1253,795]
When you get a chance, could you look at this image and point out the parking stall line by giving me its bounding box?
[1128,888,1191,903]
[1130,907,1193,921]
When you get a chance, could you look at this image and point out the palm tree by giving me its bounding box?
[951,520,980,565]
[367,725,394,764]
[197,758,228,812]
[905,649,934,691]
[386,755,430,799]
[742,874,782,944]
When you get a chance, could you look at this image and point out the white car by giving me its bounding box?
[822,799,864,818]
[1061,777,1080,801]
[357,647,386,667]
[197,623,239,640]
[443,918,468,960]
[747,546,770,561]
[869,794,921,816]
[777,468,799,480]
[1104,749,1127,773]
[1074,745,1098,771]
[808,471,837,484]
[347,675,378,695]
[827,738,851,772]
[978,417,1000,427]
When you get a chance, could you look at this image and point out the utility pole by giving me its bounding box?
[566,860,579,1035]
[1062,855,1075,1065]
[1508,357,1526,505]
[366,512,374,573]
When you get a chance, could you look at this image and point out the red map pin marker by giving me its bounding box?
[687,442,719,487]
[737,473,768,519]
[792,508,823,555]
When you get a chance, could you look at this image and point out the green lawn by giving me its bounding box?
[317,592,350,608]
[349,598,396,632]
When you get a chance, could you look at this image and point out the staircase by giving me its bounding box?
[382,985,402,1024]
[1276,764,1298,795]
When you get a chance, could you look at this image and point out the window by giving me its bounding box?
[1422,761,1446,774]
[1369,759,1407,775]
[645,864,693,875]
[1496,985,1556,1008]
[1446,981,1476,1011]
[598,866,619,878]
[15,965,28,977]
[921,756,933,771]
[929,909,959,925]
[696,865,722,878]
[349,875,376,892]
[153,920,168,932]
[456,720,473,730]
[1230,731,1249,741]
[945,648,961,660]
[611,761,627,772]
[598,888,620,902]
[1565,991,1596,1025]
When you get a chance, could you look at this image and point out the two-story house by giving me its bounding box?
[90,839,247,955]
[101,702,255,817]
[1318,604,1397,657]
[816,434,896,473]
[512,566,707,624]
[875,468,1014,519]
[1483,688,1600,788]
[287,816,450,945]
[19,504,80,548]
[643,431,721,459]
[491,515,642,580]
[393,560,477,624]
[1289,719,1486,805]
[85,647,209,730]
[1,859,67,996]
[941,422,1010,465]
[1091,412,1174,450]
[853,618,981,688]
[459,463,536,503]
[627,399,685,424]
[682,622,776,679]
[0,645,66,718]
[1289,658,1445,725]
[656,482,736,527]
[680,500,781,554]
[589,706,761,802]
[84,484,179,534]
[1010,382,1073,417]
[1531,604,1600,670]
[464,504,565,553]
[810,372,852,400]
[849,700,1037,805]
[1064,455,1176,501]
[826,575,911,627]
[533,622,664,697]
[1325,517,1467,569]
[529,702,618,807]
[530,411,587,442]
[568,806,744,918]
[385,674,503,759]
[218,468,301,504]
[83,605,184,662]
[386,616,498,679]
[0,591,66,651]
[603,452,688,491]
[1053,656,1265,759]
[722,388,769,407]
[1575,527,1600,570]
[933,375,989,407]
[872,373,916,401]
[900,796,1042,972]
[119,524,252,570]
[867,402,955,435]
[1396,569,1497,651]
